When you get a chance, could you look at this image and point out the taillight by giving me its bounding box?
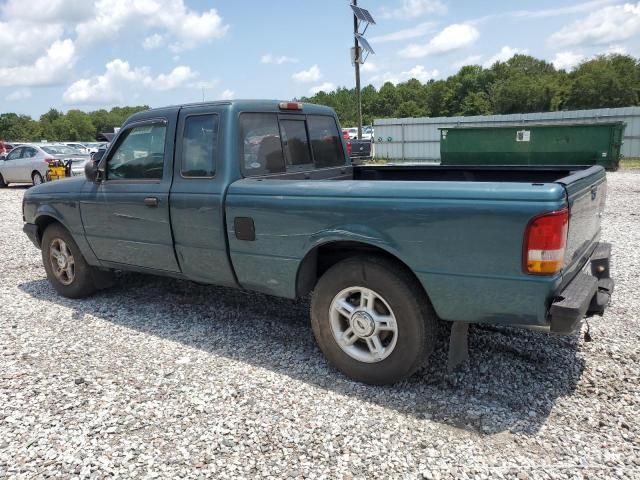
[347,142,352,155]
[523,208,569,275]
[44,158,56,164]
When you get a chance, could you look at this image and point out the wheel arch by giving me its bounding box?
[296,240,432,305]
[33,213,68,247]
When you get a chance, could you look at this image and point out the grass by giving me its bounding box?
[620,158,640,169]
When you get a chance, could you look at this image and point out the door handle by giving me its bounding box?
[144,197,159,207]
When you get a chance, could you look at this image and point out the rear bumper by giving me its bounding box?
[549,242,614,334]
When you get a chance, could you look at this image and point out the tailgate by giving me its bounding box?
[558,166,607,284]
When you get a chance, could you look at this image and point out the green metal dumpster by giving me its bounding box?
[439,122,625,170]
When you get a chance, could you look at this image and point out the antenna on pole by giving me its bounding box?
[350,1,375,140]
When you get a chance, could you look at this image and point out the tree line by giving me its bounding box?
[301,54,640,126]
[0,106,148,142]
[1,54,638,141]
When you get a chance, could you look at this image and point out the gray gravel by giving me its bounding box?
[0,172,639,479]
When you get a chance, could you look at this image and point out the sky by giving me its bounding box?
[0,0,639,117]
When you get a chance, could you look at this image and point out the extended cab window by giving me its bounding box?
[307,115,344,168]
[182,114,218,177]
[240,113,285,176]
[107,123,166,180]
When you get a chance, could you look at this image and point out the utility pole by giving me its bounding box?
[351,1,374,140]
[353,0,362,140]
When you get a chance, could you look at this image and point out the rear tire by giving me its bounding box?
[311,256,437,385]
[0,173,6,188]
[41,223,97,298]
[32,171,44,186]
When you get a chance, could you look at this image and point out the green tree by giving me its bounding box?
[566,54,640,109]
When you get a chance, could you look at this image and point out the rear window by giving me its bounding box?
[308,116,344,168]
[240,113,345,177]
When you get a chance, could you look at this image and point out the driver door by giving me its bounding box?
[80,118,180,272]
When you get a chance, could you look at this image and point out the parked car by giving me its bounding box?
[342,129,352,156]
[0,144,90,186]
[361,125,374,141]
[345,127,358,139]
[84,142,107,154]
[41,145,92,177]
[21,100,614,385]
[64,142,92,154]
[348,139,372,161]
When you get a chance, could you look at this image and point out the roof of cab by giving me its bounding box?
[124,100,336,125]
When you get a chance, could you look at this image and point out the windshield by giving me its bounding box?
[42,145,81,155]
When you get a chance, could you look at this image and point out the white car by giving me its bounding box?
[64,142,92,154]
[0,144,90,187]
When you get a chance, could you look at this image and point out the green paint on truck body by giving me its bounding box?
[21,100,608,329]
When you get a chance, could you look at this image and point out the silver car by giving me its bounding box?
[0,144,90,187]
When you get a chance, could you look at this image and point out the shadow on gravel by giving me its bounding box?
[19,273,585,435]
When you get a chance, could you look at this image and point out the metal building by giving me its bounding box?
[373,106,640,164]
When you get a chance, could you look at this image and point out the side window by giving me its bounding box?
[280,119,312,171]
[182,114,218,177]
[308,116,345,168]
[24,147,37,158]
[6,148,22,160]
[107,123,166,180]
[240,113,284,176]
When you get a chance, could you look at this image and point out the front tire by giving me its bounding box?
[311,256,437,385]
[41,223,97,298]
[0,173,7,188]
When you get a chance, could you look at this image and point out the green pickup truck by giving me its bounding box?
[22,100,614,385]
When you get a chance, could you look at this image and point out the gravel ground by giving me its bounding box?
[0,172,638,479]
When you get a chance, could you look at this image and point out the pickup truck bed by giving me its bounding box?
[21,100,614,385]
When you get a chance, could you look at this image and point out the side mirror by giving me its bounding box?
[85,160,99,182]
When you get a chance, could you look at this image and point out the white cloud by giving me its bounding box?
[379,0,446,20]
[5,88,32,101]
[548,2,640,47]
[552,51,585,70]
[292,65,321,82]
[482,46,527,67]
[154,66,196,90]
[309,82,336,95]
[143,33,164,50]
[514,0,617,19]
[453,55,483,69]
[368,65,439,85]
[361,62,379,73]
[400,24,479,58]
[75,0,229,50]
[0,21,64,65]
[0,39,76,87]
[605,44,629,55]
[220,89,235,100]
[63,59,196,104]
[369,22,437,43]
[1,0,95,23]
[261,54,299,64]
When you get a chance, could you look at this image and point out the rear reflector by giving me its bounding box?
[279,102,303,110]
[523,208,569,275]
